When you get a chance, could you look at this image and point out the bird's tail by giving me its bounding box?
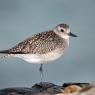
[0,50,9,54]
[0,50,11,59]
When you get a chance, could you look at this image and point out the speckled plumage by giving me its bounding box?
[1,30,68,54]
[0,23,76,64]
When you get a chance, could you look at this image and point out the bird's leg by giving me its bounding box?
[39,64,43,82]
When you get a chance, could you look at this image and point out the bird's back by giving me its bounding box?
[0,31,68,55]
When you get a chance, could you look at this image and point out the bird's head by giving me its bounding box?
[54,23,77,39]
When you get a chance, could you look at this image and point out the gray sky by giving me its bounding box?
[0,0,95,89]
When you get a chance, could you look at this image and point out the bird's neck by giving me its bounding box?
[64,38,69,47]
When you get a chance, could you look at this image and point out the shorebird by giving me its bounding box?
[0,23,77,81]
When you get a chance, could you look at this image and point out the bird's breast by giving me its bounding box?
[41,48,66,62]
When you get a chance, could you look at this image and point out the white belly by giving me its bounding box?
[12,49,65,64]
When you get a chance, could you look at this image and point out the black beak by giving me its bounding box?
[68,32,77,37]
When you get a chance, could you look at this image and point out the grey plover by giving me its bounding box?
[0,23,77,81]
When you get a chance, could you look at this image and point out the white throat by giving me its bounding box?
[61,35,69,39]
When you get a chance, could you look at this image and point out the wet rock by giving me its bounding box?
[0,82,95,95]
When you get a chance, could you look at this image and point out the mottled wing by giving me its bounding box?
[0,31,67,54]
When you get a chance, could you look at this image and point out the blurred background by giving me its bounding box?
[0,0,95,89]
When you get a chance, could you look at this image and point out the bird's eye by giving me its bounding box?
[60,29,64,32]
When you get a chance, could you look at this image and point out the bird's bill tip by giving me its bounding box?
[68,32,77,37]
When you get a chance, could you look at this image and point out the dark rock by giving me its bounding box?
[0,82,94,95]
[62,82,90,88]
[0,82,64,95]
